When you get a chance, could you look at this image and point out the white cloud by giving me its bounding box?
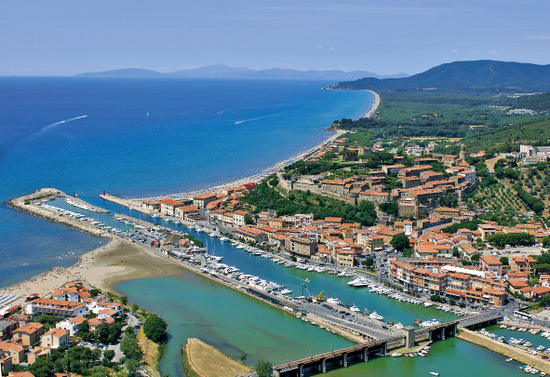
[451,49,459,53]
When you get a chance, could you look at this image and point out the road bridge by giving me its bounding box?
[273,320,459,377]
[457,311,504,329]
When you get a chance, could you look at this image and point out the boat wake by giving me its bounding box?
[40,115,88,133]
[234,111,283,125]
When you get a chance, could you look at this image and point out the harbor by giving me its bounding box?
[7,189,548,376]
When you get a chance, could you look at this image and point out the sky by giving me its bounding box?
[2,0,550,76]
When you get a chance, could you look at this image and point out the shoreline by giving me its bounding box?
[137,129,347,201]
[2,89,381,311]
[363,90,380,118]
[133,90,379,201]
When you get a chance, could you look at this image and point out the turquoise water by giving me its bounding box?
[116,273,352,376]
[117,273,526,377]
[0,78,371,287]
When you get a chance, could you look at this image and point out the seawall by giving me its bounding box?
[457,328,550,373]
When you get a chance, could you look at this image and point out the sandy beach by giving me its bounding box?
[0,238,185,307]
[364,90,380,118]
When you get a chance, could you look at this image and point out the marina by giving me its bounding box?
[8,191,536,376]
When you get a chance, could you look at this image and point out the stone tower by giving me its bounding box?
[460,144,466,161]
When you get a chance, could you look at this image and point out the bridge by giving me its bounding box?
[273,320,459,377]
[457,311,504,329]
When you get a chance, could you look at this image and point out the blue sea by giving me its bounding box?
[0,77,373,287]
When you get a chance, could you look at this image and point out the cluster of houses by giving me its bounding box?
[388,220,550,307]
[279,143,478,221]
[0,281,124,374]
[138,141,550,309]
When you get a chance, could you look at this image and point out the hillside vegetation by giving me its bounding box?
[513,92,550,112]
[332,60,550,93]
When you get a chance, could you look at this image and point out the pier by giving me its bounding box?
[273,320,459,377]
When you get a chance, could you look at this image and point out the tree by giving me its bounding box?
[80,319,90,333]
[471,253,481,264]
[256,360,273,377]
[103,349,115,365]
[28,357,55,377]
[143,314,168,343]
[245,214,254,224]
[362,258,374,268]
[391,234,410,252]
[95,323,110,344]
[500,256,509,265]
[452,247,460,258]
[120,334,142,361]
[125,357,139,375]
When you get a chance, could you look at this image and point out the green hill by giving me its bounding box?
[513,92,550,112]
[331,60,550,93]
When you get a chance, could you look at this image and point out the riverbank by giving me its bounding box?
[457,328,550,373]
[183,338,252,377]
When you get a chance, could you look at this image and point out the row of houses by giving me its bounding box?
[388,257,507,306]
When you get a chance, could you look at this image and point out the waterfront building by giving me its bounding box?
[232,210,249,228]
[160,198,184,216]
[389,258,506,306]
[51,287,79,302]
[25,299,87,317]
[175,205,200,220]
[235,226,268,244]
[192,192,217,209]
[141,200,161,212]
[336,249,355,267]
[285,237,317,258]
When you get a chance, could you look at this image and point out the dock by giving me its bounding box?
[8,188,112,238]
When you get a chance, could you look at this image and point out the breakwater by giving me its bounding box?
[8,188,112,238]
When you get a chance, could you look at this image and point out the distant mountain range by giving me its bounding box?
[76,64,408,80]
[330,60,550,93]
